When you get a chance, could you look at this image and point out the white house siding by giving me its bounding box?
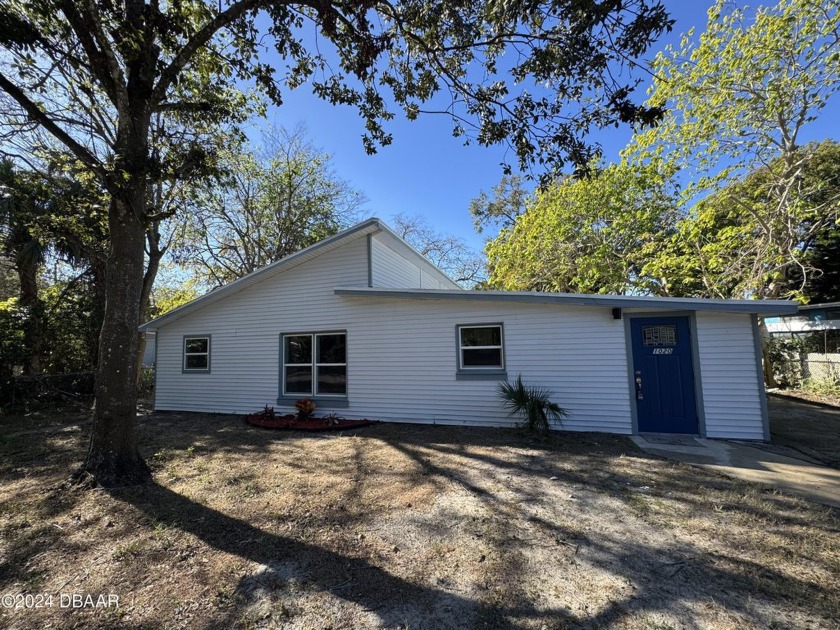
[369,232,458,290]
[154,236,370,414]
[336,298,633,433]
[370,235,423,288]
[695,312,765,440]
[154,245,633,432]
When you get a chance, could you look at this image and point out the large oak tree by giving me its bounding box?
[0,0,672,486]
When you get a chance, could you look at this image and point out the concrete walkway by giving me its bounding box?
[631,435,840,509]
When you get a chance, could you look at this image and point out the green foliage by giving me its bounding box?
[0,297,27,380]
[485,162,676,294]
[630,0,840,199]
[627,0,840,299]
[0,1,674,193]
[0,257,15,300]
[766,336,806,387]
[497,374,567,434]
[149,283,200,319]
[801,223,840,303]
[643,141,840,299]
[468,175,531,236]
[803,375,840,398]
[39,279,101,373]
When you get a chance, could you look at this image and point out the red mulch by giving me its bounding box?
[244,413,376,431]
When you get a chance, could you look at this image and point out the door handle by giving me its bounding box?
[635,370,643,400]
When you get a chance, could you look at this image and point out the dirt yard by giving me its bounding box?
[768,394,840,468]
[1,411,838,629]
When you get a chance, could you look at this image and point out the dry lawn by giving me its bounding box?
[0,410,839,629]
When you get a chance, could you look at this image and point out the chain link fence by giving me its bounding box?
[768,331,840,394]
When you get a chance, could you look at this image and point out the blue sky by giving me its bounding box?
[257,1,839,253]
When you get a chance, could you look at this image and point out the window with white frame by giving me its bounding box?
[282,332,347,396]
[458,324,504,370]
[183,336,210,372]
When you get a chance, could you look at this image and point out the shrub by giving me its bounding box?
[294,397,316,420]
[498,374,567,434]
[765,336,805,387]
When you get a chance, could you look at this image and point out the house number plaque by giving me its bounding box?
[652,348,674,355]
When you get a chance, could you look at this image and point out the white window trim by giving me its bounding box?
[458,324,505,371]
[282,331,347,397]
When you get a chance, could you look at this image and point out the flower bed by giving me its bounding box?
[244,409,375,432]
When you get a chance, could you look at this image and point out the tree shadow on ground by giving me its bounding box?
[109,481,572,629]
[107,419,840,628]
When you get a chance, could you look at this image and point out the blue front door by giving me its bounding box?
[630,316,698,434]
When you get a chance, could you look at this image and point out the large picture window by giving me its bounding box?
[183,336,210,372]
[282,332,347,396]
[458,325,504,370]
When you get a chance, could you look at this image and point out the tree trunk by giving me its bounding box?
[758,317,779,389]
[88,262,107,369]
[136,221,164,386]
[16,245,42,374]
[76,188,150,486]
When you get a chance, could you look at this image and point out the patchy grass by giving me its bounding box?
[0,411,838,629]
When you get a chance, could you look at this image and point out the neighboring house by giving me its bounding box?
[765,302,840,382]
[765,302,840,337]
[141,331,156,368]
[141,218,796,440]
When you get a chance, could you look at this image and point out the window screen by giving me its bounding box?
[183,336,210,371]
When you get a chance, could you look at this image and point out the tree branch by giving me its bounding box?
[152,0,291,105]
[0,71,109,185]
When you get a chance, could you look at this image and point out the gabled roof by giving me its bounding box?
[141,217,798,333]
[333,287,798,316]
[141,217,444,332]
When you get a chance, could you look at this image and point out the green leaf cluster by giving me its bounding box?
[498,374,567,434]
[629,0,840,201]
[485,162,677,295]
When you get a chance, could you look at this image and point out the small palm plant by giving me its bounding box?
[498,375,568,434]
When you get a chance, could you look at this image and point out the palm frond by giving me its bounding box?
[497,374,568,433]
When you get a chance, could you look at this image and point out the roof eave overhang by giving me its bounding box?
[333,287,798,316]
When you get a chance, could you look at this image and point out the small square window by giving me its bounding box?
[643,325,677,347]
[458,325,504,370]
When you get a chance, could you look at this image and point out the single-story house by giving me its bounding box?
[140,218,797,440]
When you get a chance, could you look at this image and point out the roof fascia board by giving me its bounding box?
[333,287,798,316]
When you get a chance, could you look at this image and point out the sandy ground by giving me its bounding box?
[0,411,838,629]
[768,394,840,468]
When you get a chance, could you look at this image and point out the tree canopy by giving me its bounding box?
[481,0,840,301]
[0,0,674,485]
[172,125,364,287]
[642,141,840,300]
[627,0,840,298]
[484,163,676,294]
